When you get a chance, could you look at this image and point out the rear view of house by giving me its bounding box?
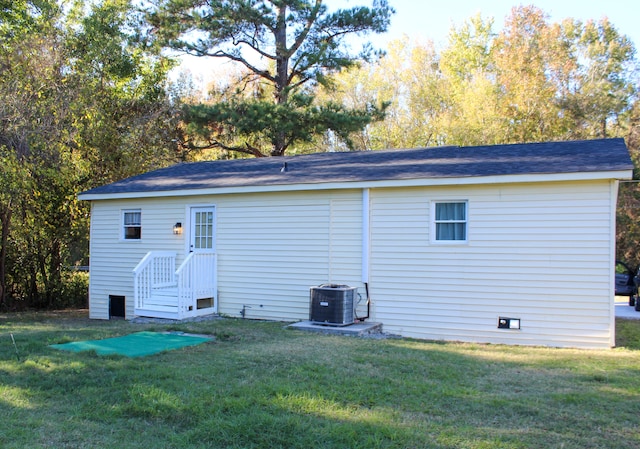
[78,138,633,349]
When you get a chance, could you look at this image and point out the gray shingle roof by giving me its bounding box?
[80,138,632,197]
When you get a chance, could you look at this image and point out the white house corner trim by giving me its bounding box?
[610,179,620,347]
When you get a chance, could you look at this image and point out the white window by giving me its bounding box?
[432,201,467,242]
[190,207,215,251]
[122,210,141,240]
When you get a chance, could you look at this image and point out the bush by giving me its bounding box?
[56,270,89,309]
[0,269,89,311]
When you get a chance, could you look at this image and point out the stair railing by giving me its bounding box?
[176,252,217,314]
[133,251,177,311]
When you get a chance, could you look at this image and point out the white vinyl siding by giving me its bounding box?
[369,180,615,349]
[88,198,190,319]
[215,191,363,320]
[88,191,363,322]
[87,179,617,348]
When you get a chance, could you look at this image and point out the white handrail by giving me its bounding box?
[133,251,177,310]
[134,251,216,318]
[176,252,217,314]
[176,253,195,315]
[175,252,195,275]
[133,251,176,275]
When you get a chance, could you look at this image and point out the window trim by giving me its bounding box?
[122,209,142,241]
[430,200,468,244]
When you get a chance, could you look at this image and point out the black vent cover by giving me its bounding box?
[309,285,356,326]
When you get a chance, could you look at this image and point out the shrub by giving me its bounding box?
[56,270,89,309]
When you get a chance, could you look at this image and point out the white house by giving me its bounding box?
[78,138,633,349]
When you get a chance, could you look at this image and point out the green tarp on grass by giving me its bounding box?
[50,331,211,357]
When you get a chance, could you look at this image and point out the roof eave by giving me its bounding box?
[77,169,633,202]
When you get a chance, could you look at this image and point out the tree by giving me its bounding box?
[66,0,181,184]
[0,0,68,307]
[321,36,446,150]
[562,17,636,139]
[325,6,638,150]
[0,0,182,310]
[0,148,30,305]
[438,14,501,146]
[616,101,640,266]
[146,0,394,157]
[491,6,568,143]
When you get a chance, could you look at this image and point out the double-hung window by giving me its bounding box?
[432,201,467,242]
[123,210,141,240]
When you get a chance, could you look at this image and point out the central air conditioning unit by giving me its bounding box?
[309,284,357,326]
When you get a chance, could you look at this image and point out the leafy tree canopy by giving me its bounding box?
[0,0,182,309]
[145,0,394,156]
[325,5,638,150]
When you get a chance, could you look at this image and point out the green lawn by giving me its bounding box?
[2,311,640,449]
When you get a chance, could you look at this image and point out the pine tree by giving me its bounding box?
[146,0,394,156]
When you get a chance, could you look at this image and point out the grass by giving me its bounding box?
[1,311,640,448]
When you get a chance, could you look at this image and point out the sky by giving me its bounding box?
[350,0,640,49]
[180,0,640,83]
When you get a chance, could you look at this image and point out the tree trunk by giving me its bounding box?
[0,207,11,306]
[46,239,63,308]
[272,4,290,156]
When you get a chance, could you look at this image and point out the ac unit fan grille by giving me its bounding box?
[309,285,356,326]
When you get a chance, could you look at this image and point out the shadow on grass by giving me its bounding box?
[2,313,640,448]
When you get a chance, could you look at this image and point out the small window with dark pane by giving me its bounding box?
[123,210,141,240]
[433,201,467,242]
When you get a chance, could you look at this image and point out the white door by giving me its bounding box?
[190,206,216,253]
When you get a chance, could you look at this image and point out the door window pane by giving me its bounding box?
[194,211,214,249]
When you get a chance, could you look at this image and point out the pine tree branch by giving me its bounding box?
[287,0,322,57]
[189,138,267,158]
[189,47,275,83]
